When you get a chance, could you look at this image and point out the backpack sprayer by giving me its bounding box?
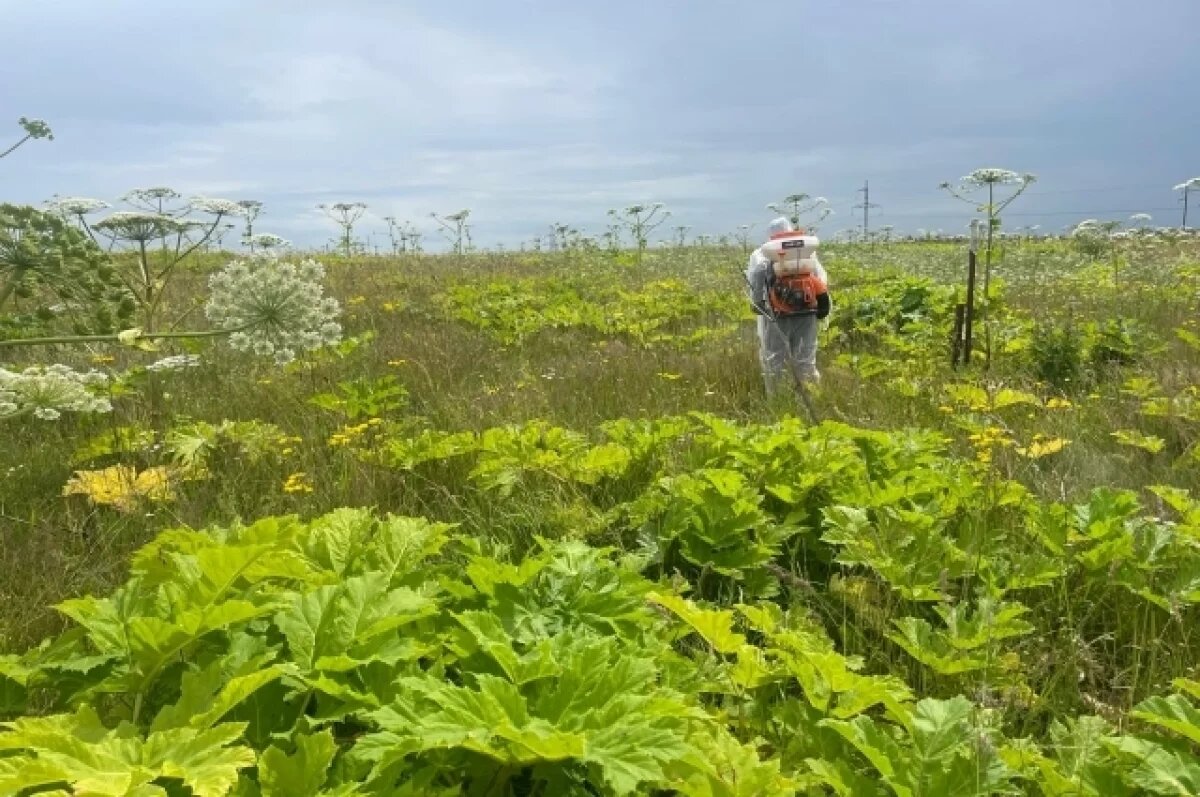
[741,230,824,423]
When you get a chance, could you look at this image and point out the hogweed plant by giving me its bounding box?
[236,199,263,249]
[0,256,342,367]
[1129,212,1153,231]
[735,223,756,255]
[0,204,135,336]
[940,168,1037,298]
[607,202,670,263]
[431,209,472,255]
[205,256,343,365]
[242,233,291,254]
[1176,176,1200,229]
[318,201,367,257]
[93,194,244,332]
[0,363,111,421]
[767,193,832,231]
[382,216,423,254]
[941,168,1036,367]
[1,117,53,161]
[43,196,111,240]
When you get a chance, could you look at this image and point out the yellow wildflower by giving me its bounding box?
[282,472,315,494]
[1045,397,1073,410]
[1017,435,1071,459]
[90,354,115,365]
[62,465,176,512]
[387,359,408,367]
[347,295,367,306]
[328,421,376,447]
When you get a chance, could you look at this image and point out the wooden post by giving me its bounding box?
[964,220,981,366]
[952,303,966,367]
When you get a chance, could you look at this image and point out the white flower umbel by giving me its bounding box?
[204,256,343,365]
[189,197,245,217]
[122,187,182,214]
[0,364,112,421]
[45,197,110,216]
[143,354,202,373]
[94,211,185,242]
[959,169,1027,187]
[244,233,291,251]
[1173,177,1200,192]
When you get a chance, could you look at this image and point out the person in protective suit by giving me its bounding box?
[744,217,830,395]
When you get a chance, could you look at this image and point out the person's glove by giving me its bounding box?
[815,292,831,320]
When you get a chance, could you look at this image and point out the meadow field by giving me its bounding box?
[3,224,1200,794]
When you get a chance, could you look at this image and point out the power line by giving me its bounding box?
[853,180,880,238]
[877,207,1184,220]
[1022,184,1179,196]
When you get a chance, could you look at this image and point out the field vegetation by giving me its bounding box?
[5,122,1200,794]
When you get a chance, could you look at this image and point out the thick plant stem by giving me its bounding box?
[0,324,249,349]
[0,269,23,310]
[0,134,33,160]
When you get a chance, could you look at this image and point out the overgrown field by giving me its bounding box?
[3,237,1200,795]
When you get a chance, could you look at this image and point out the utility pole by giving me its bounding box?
[853,180,880,241]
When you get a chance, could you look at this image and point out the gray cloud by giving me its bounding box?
[3,0,1198,249]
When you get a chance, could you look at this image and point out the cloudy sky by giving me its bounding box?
[3,0,1198,250]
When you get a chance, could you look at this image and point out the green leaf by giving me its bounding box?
[151,662,286,732]
[0,706,254,797]
[275,574,434,673]
[1132,694,1200,747]
[259,729,337,797]
[303,507,377,576]
[0,654,31,714]
[647,591,745,654]
[1112,428,1166,453]
[1109,736,1200,795]
[453,610,562,685]
[1037,716,1129,796]
[144,723,257,797]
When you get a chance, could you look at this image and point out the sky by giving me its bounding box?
[2,0,1198,251]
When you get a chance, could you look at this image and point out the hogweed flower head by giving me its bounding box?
[244,233,291,251]
[205,255,342,365]
[18,117,54,141]
[940,167,1037,218]
[1174,177,1200,192]
[0,363,111,421]
[94,211,185,242]
[958,168,1033,187]
[189,196,245,216]
[143,354,202,373]
[45,197,110,216]
[122,187,181,208]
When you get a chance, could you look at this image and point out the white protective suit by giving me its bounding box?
[744,217,828,393]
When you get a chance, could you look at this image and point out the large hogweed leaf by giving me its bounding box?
[0,705,254,797]
[821,697,1016,797]
[258,729,339,797]
[357,633,702,795]
[274,572,436,677]
[888,596,1034,677]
